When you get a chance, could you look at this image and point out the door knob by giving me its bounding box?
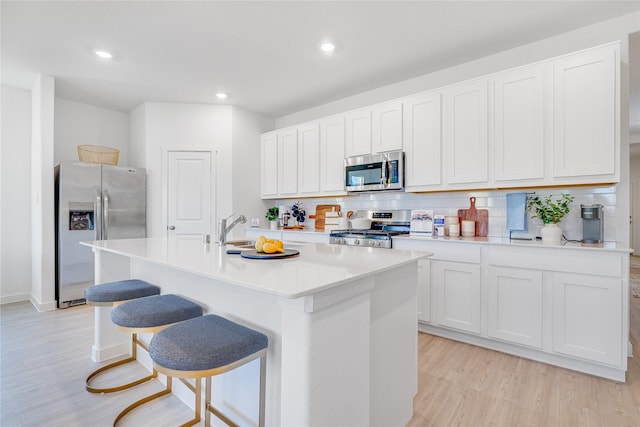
[168,225,175,230]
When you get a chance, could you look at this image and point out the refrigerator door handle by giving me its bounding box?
[95,189,103,240]
[103,190,110,240]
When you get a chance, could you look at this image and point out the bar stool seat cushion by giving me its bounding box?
[111,294,203,329]
[150,314,268,372]
[85,279,160,303]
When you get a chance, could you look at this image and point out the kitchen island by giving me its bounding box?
[82,237,431,426]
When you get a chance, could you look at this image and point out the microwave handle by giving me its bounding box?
[381,156,389,187]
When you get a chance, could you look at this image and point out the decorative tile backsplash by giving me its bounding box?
[275,185,618,242]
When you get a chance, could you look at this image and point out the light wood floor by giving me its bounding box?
[2,290,640,427]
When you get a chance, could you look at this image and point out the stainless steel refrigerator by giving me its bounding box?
[55,161,146,308]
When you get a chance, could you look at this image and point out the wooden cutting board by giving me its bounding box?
[309,204,341,231]
[458,197,489,237]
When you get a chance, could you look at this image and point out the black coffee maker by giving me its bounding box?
[581,204,604,243]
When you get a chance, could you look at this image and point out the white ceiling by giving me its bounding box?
[2,1,639,118]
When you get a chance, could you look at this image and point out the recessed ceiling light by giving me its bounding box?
[95,50,113,59]
[320,42,335,53]
[216,93,228,99]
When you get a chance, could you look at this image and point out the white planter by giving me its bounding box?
[541,223,563,243]
[269,220,279,230]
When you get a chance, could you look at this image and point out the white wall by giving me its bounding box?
[231,107,276,235]
[0,86,32,304]
[132,102,234,238]
[30,75,56,311]
[54,98,130,166]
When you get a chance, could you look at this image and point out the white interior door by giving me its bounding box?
[167,150,213,238]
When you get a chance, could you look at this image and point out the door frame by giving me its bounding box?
[161,146,218,238]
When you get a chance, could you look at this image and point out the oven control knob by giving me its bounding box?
[354,239,360,245]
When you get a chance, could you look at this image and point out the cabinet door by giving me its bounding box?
[403,92,442,189]
[433,261,481,334]
[487,267,543,348]
[260,132,278,198]
[320,116,346,195]
[552,273,622,366]
[345,109,372,157]
[553,46,617,180]
[372,101,403,153]
[278,128,298,197]
[444,80,489,185]
[494,66,545,183]
[417,259,431,323]
[298,123,321,195]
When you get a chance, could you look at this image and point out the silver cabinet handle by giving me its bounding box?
[103,190,109,240]
[168,225,175,230]
[95,190,102,240]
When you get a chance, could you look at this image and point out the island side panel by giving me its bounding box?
[370,263,418,426]
[92,248,133,362]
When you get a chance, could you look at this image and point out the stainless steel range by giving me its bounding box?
[329,210,411,249]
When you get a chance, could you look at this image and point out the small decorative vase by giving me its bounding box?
[269,220,278,230]
[541,223,563,243]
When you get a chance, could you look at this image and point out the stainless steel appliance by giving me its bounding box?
[329,210,411,249]
[55,161,146,308]
[345,150,404,192]
[581,204,604,243]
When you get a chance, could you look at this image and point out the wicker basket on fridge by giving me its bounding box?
[77,145,119,165]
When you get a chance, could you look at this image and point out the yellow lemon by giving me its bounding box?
[255,236,267,252]
[263,242,285,254]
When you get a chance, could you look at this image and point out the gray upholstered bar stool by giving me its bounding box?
[110,294,204,426]
[142,314,269,427]
[84,279,161,393]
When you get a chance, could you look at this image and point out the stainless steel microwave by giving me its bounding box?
[345,150,404,192]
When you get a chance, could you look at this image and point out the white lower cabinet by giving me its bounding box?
[552,272,623,365]
[487,267,543,348]
[433,261,481,334]
[396,236,630,381]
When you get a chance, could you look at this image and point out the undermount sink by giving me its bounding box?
[227,240,256,248]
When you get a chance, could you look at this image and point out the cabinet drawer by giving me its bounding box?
[486,246,622,277]
[394,239,481,263]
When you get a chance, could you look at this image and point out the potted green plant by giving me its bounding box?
[526,193,574,243]
[265,207,279,230]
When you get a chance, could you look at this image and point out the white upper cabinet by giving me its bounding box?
[345,108,372,157]
[277,127,298,197]
[444,79,489,186]
[403,92,442,189]
[320,116,347,196]
[493,65,545,184]
[372,101,403,153]
[553,45,618,182]
[298,123,321,195]
[261,43,620,198]
[260,132,278,198]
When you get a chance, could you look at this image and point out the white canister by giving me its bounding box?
[449,223,460,237]
[444,216,459,236]
[461,220,475,237]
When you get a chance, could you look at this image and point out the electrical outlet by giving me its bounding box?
[250,218,260,227]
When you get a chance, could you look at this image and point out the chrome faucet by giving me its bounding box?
[218,214,247,245]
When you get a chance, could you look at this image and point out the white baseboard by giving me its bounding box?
[28,295,57,312]
[0,293,30,305]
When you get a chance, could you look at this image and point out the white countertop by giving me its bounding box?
[393,234,632,252]
[250,227,631,253]
[82,237,431,299]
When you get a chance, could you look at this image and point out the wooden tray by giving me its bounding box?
[458,197,489,237]
[240,249,300,259]
[309,204,341,231]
